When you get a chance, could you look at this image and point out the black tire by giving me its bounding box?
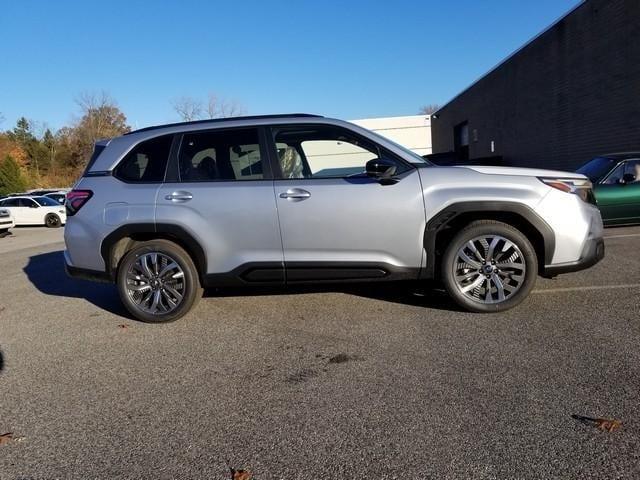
[441,220,538,313]
[116,239,203,323]
[45,213,62,228]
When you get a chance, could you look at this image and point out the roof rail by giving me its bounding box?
[125,113,324,135]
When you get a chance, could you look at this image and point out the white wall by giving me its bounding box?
[350,115,432,156]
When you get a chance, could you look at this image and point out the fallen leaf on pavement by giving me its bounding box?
[232,470,252,480]
[596,418,623,432]
[0,433,14,445]
[227,461,252,480]
[572,415,623,432]
[117,324,129,329]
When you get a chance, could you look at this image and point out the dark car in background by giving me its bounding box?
[577,153,640,226]
[44,192,67,204]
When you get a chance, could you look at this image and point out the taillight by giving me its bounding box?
[539,177,596,205]
[65,190,93,216]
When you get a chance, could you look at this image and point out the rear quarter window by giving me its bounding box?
[115,135,173,182]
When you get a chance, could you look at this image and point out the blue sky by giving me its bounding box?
[0,0,580,131]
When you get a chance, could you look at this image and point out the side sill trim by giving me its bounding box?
[203,262,419,288]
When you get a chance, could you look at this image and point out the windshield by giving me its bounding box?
[576,157,616,182]
[34,196,60,207]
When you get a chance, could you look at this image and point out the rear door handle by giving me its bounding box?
[165,191,193,202]
[279,188,311,201]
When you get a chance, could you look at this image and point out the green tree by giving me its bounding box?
[42,128,56,174]
[7,117,50,175]
[0,155,27,195]
[10,117,34,145]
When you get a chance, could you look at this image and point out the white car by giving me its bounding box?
[0,196,66,227]
[0,207,15,234]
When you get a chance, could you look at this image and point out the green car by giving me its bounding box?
[577,153,640,226]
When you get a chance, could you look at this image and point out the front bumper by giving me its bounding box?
[543,237,605,277]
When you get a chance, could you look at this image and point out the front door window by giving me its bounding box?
[272,126,405,179]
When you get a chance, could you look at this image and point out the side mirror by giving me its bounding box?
[620,173,636,185]
[366,158,397,179]
[29,203,39,208]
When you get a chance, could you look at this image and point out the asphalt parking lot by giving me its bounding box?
[1,226,639,479]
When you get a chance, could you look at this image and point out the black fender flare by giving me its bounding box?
[422,201,555,279]
[100,223,207,280]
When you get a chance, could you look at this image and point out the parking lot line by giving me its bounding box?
[533,283,640,294]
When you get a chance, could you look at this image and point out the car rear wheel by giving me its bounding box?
[116,240,202,323]
[441,220,538,313]
[45,213,62,228]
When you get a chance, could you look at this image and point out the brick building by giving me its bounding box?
[430,0,640,170]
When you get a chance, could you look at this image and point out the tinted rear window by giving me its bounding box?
[178,128,264,182]
[34,197,60,207]
[115,135,173,182]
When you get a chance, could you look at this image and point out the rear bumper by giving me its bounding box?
[64,250,112,283]
[543,237,605,277]
[0,218,14,229]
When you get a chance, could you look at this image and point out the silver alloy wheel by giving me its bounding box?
[453,235,526,304]
[125,252,186,315]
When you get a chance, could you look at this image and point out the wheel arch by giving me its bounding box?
[100,223,207,282]
[423,202,555,279]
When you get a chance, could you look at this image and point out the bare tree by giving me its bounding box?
[419,104,441,115]
[172,93,246,121]
[0,112,4,126]
[206,93,247,118]
[172,96,204,122]
[28,119,48,140]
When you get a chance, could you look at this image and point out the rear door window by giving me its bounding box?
[178,128,264,182]
[18,198,37,207]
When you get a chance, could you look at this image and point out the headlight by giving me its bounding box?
[539,177,596,205]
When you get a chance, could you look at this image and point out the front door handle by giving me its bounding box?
[165,191,193,202]
[279,188,311,201]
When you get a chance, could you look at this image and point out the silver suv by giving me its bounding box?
[64,114,604,322]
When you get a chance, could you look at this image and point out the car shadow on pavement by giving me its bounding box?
[204,281,464,312]
[24,250,128,318]
[24,250,462,317]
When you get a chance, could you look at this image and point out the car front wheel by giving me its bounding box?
[441,220,538,313]
[116,240,202,323]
